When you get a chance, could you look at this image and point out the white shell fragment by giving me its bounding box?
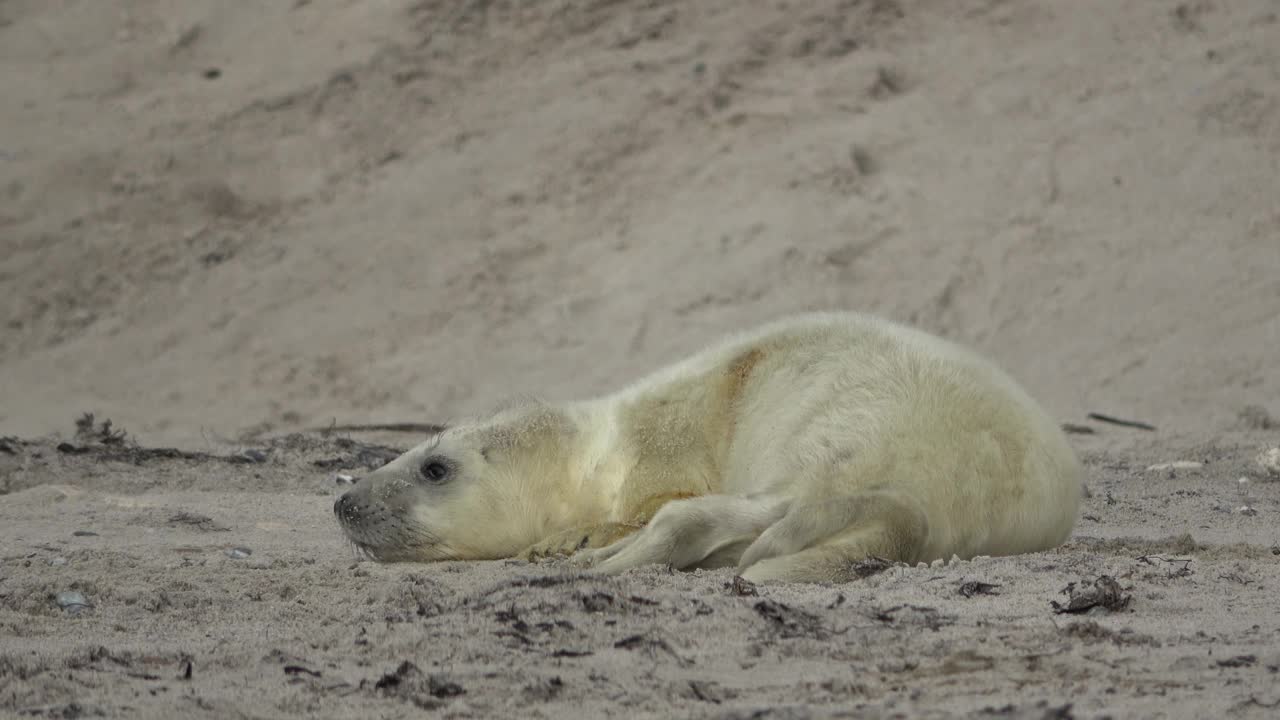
[1145,461,1203,472]
[1256,447,1280,479]
[1234,478,1256,515]
[55,591,91,613]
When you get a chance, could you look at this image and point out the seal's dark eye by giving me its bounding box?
[420,459,450,483]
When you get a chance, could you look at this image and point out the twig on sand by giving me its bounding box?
[1086,413,1156,431]
[1136,555,1193,578]
[311,421,446,435]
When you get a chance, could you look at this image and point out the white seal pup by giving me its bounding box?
[333,312,1084,583]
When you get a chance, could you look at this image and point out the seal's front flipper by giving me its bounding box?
[585,494,790,574]
[517,522,640,562]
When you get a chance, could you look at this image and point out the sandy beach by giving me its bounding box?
[2,1,1278,717]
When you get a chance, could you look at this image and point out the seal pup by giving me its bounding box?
[334,312,1084,583]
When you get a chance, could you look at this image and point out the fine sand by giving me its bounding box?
[2,1,1278,717]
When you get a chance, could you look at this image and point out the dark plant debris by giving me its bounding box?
[753,600,827,639]
[873,604,954,631]
[612,634,691,665]
[958,581,1001,598]
[1217,655,1257,668]
[312,437,405,471]
[50,415,407,469]
[687,679,725,704]
[168,512,230,532]
[579,590,616,612]
[479,573,599,599]
[373,661,463,709]
[1136,554,1193,578]
[1051,576,1131,614]
[726,576,759,596]
[978,700,1076,718]
[75,413,129,445]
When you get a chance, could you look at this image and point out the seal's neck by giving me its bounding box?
[560,401,630,521]
[565,369,737,526]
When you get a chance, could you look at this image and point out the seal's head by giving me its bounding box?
[333,402,581,562]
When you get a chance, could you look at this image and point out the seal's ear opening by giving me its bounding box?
[474,434,530,467]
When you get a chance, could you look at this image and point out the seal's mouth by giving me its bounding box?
[333,494,457,563]
[337,521,459,563]
[345,538,457,563]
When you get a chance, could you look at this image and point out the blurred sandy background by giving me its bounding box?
[2,0,1276,447]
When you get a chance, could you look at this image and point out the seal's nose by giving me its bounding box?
[334,493,352,518]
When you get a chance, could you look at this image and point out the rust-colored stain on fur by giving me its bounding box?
[628,491,701,526]
[725,348,765,409]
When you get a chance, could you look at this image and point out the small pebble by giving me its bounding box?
[335,473,355,485]
[225,546,252,559]
[1235,505,1258,516]
[1145,461,1202,472]
[239,449,269,464]
[73,530,98,537]
[48,557,67,567]
[55,591,91,613]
